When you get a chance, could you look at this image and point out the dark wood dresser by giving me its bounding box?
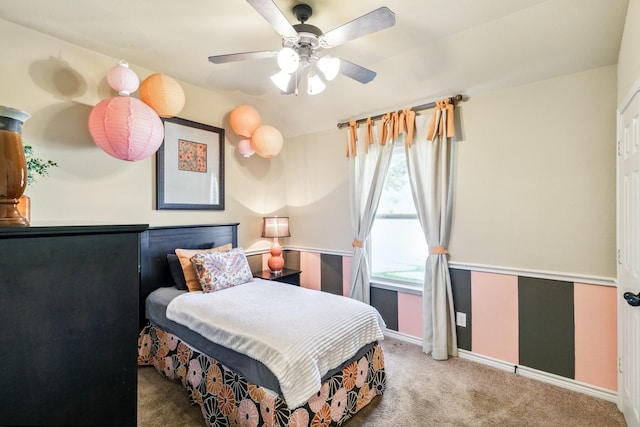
[0,224,147,426]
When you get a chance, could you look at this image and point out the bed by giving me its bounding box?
[137,224,387,427]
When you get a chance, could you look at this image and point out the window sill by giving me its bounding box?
[370,279,423,295]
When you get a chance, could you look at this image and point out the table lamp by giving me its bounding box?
[261,216,290,275]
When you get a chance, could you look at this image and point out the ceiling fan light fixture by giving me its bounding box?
[270,71,292,92]
[307,71,326,95]
[277,47,300,73]
[318,56,340,81]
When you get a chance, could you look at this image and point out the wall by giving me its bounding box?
[287,66,617,278]
[285,127,352,252]
[2,17,620,396]
[0,18,285,252]
[283,66,619,395]
[618,0,640,102]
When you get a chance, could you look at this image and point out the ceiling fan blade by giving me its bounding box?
[208,51,276,64]
[321,7,396,48]
[246,0,298,38]
[337,58,377,84]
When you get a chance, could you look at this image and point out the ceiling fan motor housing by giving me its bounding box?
[292,4,313,23]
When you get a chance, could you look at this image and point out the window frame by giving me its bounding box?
[370,145,426,290]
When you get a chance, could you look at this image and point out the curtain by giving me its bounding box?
[405,100,458,360]
[347,118,394,304]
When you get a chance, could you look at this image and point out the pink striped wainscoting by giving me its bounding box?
[398,292,423,338]
[342,256,352,297]
[471,271,519,364]
[299,252,321,291]
[574,283,618,391]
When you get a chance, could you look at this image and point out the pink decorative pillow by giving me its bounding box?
[190,247,253,293]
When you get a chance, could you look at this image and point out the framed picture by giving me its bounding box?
[156,117,225,210]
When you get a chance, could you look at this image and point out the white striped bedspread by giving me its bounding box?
[166,278,386,409]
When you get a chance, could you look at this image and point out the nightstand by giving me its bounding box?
[254,268,301,286]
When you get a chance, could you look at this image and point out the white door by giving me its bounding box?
[618,84,640,427]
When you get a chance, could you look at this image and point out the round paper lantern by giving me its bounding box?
[251,125,283,158]
[237,138,255,158]
[139,73,185,118]
[229,104,260,138]
[88,96,164,161]
[106,61,139,95]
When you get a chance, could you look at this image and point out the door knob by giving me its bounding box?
[624,292,640,307]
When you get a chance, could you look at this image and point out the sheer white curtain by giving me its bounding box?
[347,119,394,304]
[405,101,458,360]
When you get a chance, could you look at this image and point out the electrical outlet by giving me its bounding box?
[456,312,467,327]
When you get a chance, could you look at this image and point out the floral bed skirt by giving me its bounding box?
[138,323,386,427]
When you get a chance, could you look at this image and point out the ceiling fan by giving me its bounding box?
[208,0,396,95]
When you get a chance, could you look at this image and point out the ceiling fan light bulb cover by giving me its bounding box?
[277,47,300,73]
[307,72,326,95]
[318,56,340,81]
[270,71,291,92]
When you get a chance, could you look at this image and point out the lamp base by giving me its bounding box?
[268,238,285,274]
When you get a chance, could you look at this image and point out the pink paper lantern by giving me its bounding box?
[251,125,283,158]
[229,105,261,137]
[88,96,164,162]
[238,138,255,157]
[139,73,185,118]
[106,61,139,95]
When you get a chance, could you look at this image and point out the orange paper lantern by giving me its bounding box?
[139,73,185,118]
[229,105,261,137]
[251,125,283,158]
[88,96,164,161]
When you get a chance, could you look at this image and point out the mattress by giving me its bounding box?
[145,286,376,396]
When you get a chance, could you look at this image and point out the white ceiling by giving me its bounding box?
[0,0,629,137]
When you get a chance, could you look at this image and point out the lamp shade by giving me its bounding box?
[251,125,283,158]
[261,216,290,238]
[106,61,139,95]
[237,138,255,157]
[88,96,164,161]
[229,104,261,137]
[139,73,185,118]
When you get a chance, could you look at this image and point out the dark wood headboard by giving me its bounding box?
[139,223,239,329]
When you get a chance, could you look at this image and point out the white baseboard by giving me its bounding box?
[383,330,617,403]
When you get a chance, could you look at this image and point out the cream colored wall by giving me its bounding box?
[0,19,285,251]
[1,19,619,278]
[286,66,617,278]
[451,66,617,278]
[284,127,351,252]
[617,0,640,102]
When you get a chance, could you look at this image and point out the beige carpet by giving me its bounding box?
[138,337,626,426]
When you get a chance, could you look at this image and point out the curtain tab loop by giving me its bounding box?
[365,117,374,153]
[347,120,358,157]
[429,245,449,255]
[352,239,364,248]
[379,113,391,145]
[403,108,416,148]
[391,111,400,141]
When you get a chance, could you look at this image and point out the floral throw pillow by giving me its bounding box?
[190,247,253,293]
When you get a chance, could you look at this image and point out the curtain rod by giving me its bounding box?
[336,94,464,129]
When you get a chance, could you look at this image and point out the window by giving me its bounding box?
[371,143,427,287]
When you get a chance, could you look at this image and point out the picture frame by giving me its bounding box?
[156,117,225,210]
